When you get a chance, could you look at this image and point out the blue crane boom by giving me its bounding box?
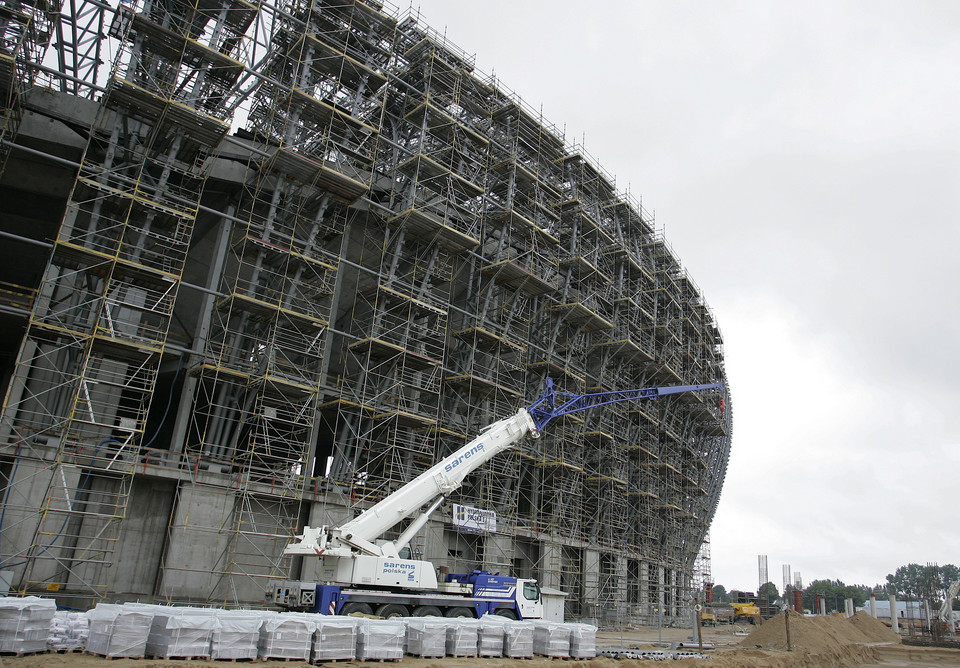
[526,378,723,433]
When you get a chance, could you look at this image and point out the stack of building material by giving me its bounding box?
[85,603,155,658]
[47,610,88,651]
[0,596,56,655]
[502,619,535,658]
[446,617,479,656]
[258,612,315,660]
[145,608,216,659]
[533,620,571,657]
[477,614,506,657]
[210,610,262,660]
[313,616,359,662]
[356,619,404,660]
[405,617,447,657]
[568,622,598,658]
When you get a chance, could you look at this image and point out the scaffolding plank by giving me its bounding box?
[388,207,479,253]
[480,259,556,296]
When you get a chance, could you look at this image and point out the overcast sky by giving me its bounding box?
[407,0,960,593]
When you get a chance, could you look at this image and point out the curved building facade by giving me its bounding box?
[0,0,731,624]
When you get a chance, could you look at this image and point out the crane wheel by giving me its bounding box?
[445,607,475,618]
[494,609,518,620]
[340,603,373,616]
[412,606,442,617]
[375,603,409,618]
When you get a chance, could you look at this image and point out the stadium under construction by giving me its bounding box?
[0,0,732,625]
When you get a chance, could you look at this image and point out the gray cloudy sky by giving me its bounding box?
[408,0,960,592]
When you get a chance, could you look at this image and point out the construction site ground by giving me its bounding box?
[1,612,958,667]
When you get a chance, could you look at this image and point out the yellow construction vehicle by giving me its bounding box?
[730,600,761,624]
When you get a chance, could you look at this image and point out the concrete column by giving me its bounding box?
[482,533,513,574]
[889,595,899,633]
[869,594,877,617]
[582,549,600,621]
[539,542,563,590]
[844,598,854,617]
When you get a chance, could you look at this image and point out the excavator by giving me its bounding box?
[269,378,724,619]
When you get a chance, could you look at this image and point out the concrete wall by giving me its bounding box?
[156,482,234,602]
[111,477,176,600]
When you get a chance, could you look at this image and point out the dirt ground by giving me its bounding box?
[2,614,959,668]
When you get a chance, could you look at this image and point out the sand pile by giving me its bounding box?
[848,610,901,643]
[815,613,872,646]
[740,610,901,653]
[741,611,843,652]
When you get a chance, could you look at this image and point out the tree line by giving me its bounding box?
[710,563,960,614]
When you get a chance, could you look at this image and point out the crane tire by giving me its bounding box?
[445,607,475,618]
[375,603,409,618]
[494,609,518,620]
[340,602,373,616]
[412,606,442,617]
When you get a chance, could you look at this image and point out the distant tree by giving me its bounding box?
[711,584,728,603]
[887,564,925,599]
[843,584,869,609]
[887,563,960,604]
[759,581,779,603]
[803,579,849,613]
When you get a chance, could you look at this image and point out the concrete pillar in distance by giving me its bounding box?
[844,598,854,618]
[889,595,899,633]
[869,595,877,617]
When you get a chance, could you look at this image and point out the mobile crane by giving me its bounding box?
[936,579,960,637]
[269,379,723,619]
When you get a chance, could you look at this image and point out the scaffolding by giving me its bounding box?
[0,0,732,624]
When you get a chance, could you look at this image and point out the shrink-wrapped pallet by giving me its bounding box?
[404,617,447,657]
[258,612,315,661]
[146,608,216,659]
[568,622,598,658]
[85,603,155,658]
[445,617,478,656]
[356,618,404,660]
[47,610,88,651]
[313,615,359,662]
[477,613,506,657]
[210,610,262,660]
[533,620,571,657]
[502,619,534,658]
[0,596,56,655]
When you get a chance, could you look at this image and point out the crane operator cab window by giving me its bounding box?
[523,581,540,601]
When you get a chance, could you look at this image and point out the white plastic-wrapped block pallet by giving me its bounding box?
[445,617,478,657]
[211,610,262,660]
[146,608,216,659]
[404,617,447,657]
[259,612,315,661]
[502,619,534,658]
[476,613,506,657]
[533,620,571,657]
[0,596,56,655]
[48,610,88,651]
[568,622,598,658]
[85,603,155,658]
[356,618,404,660]
[313,615,358,662]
